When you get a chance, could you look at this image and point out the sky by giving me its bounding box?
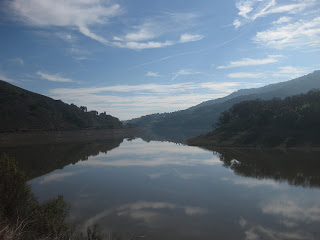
[0,0,320,120]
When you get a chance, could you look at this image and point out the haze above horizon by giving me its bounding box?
[1,0,320,120]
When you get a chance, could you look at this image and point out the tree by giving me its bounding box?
[218,110,232,125]
[80,106,87,112]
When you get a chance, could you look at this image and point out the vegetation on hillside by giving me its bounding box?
[0,80,122,132]
[129,70,320,141]
[0,154,107,240]
[188,90,320,148]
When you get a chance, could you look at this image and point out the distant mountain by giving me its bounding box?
[0,80,122,132]
[128,70,320,142]
[188,90,320,148]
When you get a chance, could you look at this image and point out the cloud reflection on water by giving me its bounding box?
[76,139,220,167]
[261,196,320,225]
[38,170,84,184]
[148,168,206,179]
[243,224,311,240]
[84,201,208,229]
[240,193,320,240]
[221,177,284,189]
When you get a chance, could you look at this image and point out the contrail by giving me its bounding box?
[130,24,251,69]
[130,50,202,69]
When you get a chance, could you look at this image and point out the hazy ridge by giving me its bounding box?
[128,70,320,141]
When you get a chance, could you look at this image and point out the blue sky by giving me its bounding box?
[0,0,320,120]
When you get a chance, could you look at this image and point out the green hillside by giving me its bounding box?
[188,90,320,148]
[0,80,122,132]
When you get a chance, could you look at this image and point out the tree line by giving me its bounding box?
[190,90,320,147]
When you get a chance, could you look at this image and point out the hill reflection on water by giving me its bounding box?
[209,147,320,188]
[0,138,124,179]
[1,136,320,188]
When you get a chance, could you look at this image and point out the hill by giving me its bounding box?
[128,70,320,142]
[0,80,123,132]
[188,90,320,148]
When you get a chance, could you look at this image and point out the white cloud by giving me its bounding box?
[55,32,76,43]
[49,82,253,95]
[48,81,262,119]
[7,0,121,44]
[236,0,255,19]
[254,17,320,49]
[113,40,174,50]
[0,74,18,83]
[37,71,74,82]
[264,1,317,15]
[273,16,292,25]
[112,34,204,50]
[69,45,90,56]
[234,0,316,28]
[111,13,203,50]
[227,72,265,78]
[217,55,283,69]
[146,71,160,77]
[233,19,242,29]
[272,66,309,79]
[114,21,158,42]
[10,57,24,66]
[234,0,276,28]
[171,69,202,81]
[49,90,227,119]
[179,33,204,43]
[5,2,203,49]
[124,29,156,42]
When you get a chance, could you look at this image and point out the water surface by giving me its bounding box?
[4,138,320,240]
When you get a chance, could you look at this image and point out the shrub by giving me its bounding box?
[0,154,124,240]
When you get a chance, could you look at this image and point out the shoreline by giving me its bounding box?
[187,140,320,151]
[0,128,141,147]
[187,135,320,151]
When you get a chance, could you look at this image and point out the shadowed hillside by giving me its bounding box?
[188,90,320,148]
[0,80,122,132]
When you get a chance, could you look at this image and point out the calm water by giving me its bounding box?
[4,138,320,239]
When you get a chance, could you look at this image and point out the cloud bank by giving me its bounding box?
[49,81,262,119]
